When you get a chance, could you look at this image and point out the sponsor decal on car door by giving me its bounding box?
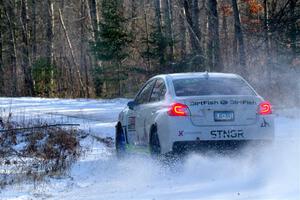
[134,79,156,146]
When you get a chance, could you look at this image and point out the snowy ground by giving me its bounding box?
[0,97,299,200]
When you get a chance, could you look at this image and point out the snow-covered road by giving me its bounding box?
[0,97,299,200]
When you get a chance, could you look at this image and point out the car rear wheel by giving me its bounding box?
[150,126,161,156]
[115,123,126,158]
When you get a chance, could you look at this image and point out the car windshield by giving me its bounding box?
[173,77,256,96]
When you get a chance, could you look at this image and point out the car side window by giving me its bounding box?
[135,80,156,105]
[150,79,166,102]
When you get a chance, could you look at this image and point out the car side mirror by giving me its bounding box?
[127,100,137,110]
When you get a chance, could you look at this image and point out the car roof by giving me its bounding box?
[153,72,241,80]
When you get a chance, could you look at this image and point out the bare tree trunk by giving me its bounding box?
[178,5,187,59]
[207,0,223,72]
[4,0,18,96]
[232,0,246,74]
[222,12,229,67]
[264,0,271,81]
[183,0,203,59]
[80,0,90,98]
[31,0,37,61]
[20,0,34,96]
[58,8,86,97]
[45,0,53,65]
[191,0,200,40]
[56,0,69,97]
[164,0,174,61]
[143,1,151,72]
[264,0,270,58]
[154,0,162,32]
[117,62,121,97]
[232,27,238,66]
[88,0,98,40]
[0,4,3,93]
[154,0,166,68]
[0,29,2,93]
[44,0,54,97]
[86,0,98,97]
[131,0,137,32]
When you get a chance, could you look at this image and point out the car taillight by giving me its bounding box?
[168,103,189,116]
[259,101,272,115]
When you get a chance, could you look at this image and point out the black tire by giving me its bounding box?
[149,126,161,156]
[115,123,126,158]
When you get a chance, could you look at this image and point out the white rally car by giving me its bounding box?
[116,73,274,156]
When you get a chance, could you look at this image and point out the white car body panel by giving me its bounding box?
[118,73,275,154]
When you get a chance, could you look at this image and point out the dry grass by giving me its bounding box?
[0,114,83,188]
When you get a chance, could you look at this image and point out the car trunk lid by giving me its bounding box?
[182,95,260,126]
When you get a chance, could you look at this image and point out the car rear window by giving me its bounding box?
[173,77,256,96]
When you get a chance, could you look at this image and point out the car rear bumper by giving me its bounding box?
[172,139,273,154]
[157,114,275,154]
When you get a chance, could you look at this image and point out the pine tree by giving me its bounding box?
[91,0,130,97]
[142,26,169,74]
